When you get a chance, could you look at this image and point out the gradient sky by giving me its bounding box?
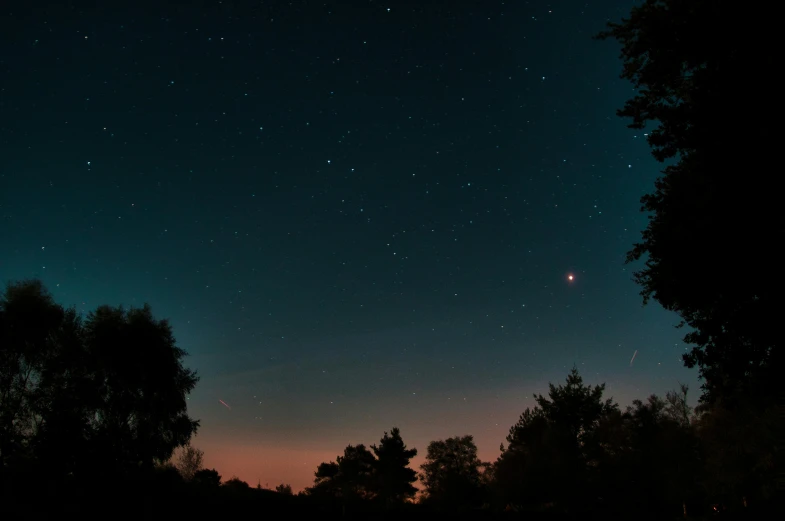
[0,0,697,491]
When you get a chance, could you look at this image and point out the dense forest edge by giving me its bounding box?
[1,279,780,519]
[2,0,783,518]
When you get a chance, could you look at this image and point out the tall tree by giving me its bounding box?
[420,435,486,511]
[492,408,552,509]
[0,280,70,467]
[174,444,204,481]
[310,444,376,502]
[370,427,418,507]
[192,468,222,488]
[494,368,617,511]
[82,304,200,471]
[597,1,781,408]
[0,279,200,477]
[696,397,779,508]
[617,393,703,518]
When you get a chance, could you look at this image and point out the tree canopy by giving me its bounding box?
[174,444,204,482]
[370,427,418,506]
[494,367,617,510]
[597,0,781,408]
[419,435,486,510]
[310,443,376,502]
[0,279,199,477]
[307,427,419,508]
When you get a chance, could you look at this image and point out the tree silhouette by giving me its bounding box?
[0,280,72,467]
[174,444,204,481]
[614,393,702,518]
[494,368,617,511]
[310,444,376,502]
[493,408,552,509]
[83,304,200,471]
[697,396,779,509]
[420,435,485,511]
[275,483,293,495]
[370,427,418,507]
[597,0,781,409]
[192,468,222,488]
[222,476,251,492]
[0,279,200,478]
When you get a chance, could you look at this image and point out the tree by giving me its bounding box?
[0,279,200,478]
[492,408,553,509]
[420,435,486,510]
[309,444,376,502]
[663,384,693,427]
[696,396,779,509]
[616,393,703,518]
[0,280,72,467]
[82,303,200,471]
[223,476,251,492]
[370,427,418,507]
[597,1,781,409]
[275,483,293,495]
[174,444,204,481]
[192,468,222,488]
[493,368,617,511]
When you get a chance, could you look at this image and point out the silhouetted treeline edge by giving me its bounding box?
[2,0,784,516]
[1,279,781,519]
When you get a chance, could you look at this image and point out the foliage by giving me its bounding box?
[494,367,617,510]
[308,427,419,508]
[223,476,251,491]
[597,0,781,409]
[370,426,418,506]
[310,443,376,501]
[275,483,293,495]
[192,468,222,488]
[174,444,204,481]
[611,391,702,517]
[419,435,486,510]
[0,279,199,476]
[696,396,779,505]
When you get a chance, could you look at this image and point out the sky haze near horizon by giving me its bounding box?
[0,0,697,491]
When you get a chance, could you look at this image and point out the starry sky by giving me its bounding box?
[0,0,697,490]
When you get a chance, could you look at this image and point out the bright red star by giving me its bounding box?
[567,274,575,282]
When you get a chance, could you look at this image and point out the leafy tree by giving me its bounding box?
[310,444,376,501]
[370,427,418,507]
[597,0,781,408]
[494,368,617,510]
[492,408,552,509]
[0,279,200,477]
[420,435,485,510]
[275,483,293,495]
[83,304,200,471]
[696,396,779,509]
[174,444,204,481]
[663,383,693,426]
[222,476,251,492]
[616,393,703,518]
[153,461,185,488]
[192,468,222,488]
[0,280,71,466]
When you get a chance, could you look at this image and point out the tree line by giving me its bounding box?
[299,368,776,518]
[2,280,777,518]
[2,0,782,517]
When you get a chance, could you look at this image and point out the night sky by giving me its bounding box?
[1,0,697,490]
